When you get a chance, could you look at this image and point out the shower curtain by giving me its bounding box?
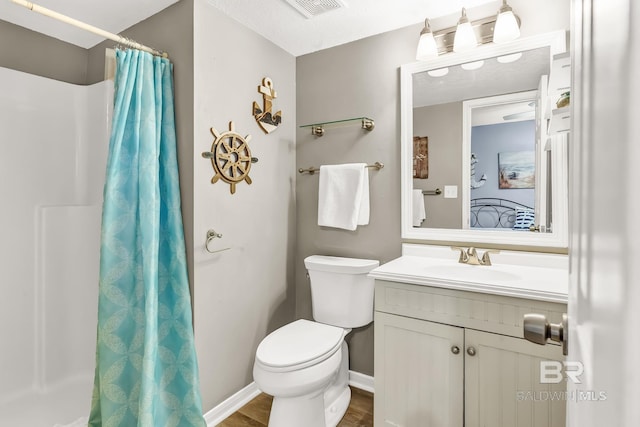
[89,49,205,427]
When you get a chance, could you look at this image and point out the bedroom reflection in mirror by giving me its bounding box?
[470,108,536,230]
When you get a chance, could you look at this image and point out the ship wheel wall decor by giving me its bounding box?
[202,121,257,194]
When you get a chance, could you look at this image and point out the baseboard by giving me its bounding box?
[204,381,261,426]
[205,371,374,426]
[349,370,375,394]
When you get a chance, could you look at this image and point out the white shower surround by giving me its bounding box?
[0,66,112,426]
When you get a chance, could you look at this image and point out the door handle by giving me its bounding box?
[523,313,568,356]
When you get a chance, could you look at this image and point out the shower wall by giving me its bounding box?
[0,66,111,423]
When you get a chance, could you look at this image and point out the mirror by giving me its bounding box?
[401,31,568,248]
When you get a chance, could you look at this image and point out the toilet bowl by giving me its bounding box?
[253,320,347,427]
[253,255,379,427]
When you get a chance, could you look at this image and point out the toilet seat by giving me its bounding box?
[256,319,345,372]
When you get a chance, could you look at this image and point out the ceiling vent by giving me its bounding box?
[283,0,347,19]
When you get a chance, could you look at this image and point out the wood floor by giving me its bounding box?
[217,386,373,427]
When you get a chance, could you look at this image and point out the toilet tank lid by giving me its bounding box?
[304,255,379,274]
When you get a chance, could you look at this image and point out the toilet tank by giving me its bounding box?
[304,255,380,328]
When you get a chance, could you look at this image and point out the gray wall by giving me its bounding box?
[193,0,297,410]
[413,102,463,229]
[296,26,417,376]
[0,19,88,84]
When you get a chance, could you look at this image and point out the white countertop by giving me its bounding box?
[369,244,568,304]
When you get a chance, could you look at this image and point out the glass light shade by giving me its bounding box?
[453,9,477,53]
[493,10,520,43]
[427,67,449,77]
[416,32,438,61]
[497,52,523,63]
[460,60,484,71]
[416,19,438,61]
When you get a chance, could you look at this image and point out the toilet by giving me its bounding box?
[253,255,379,427]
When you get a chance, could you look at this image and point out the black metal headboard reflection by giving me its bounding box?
[470,198,533,229]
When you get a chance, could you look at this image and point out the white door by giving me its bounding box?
[568,0,640,426]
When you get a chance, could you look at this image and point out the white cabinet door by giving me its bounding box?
[465,329,566,427]
[374,312,464,427]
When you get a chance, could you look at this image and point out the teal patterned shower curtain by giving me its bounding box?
[89,49,205,427]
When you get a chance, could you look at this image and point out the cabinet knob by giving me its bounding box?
[451,346,460,355]
[466,346,477,356]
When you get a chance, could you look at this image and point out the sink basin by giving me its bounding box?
[368,245,569,303]
[423,264,521,283]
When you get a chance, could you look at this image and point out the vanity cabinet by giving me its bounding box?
[374,280,567,427]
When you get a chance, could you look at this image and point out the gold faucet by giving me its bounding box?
[451,247,500,266]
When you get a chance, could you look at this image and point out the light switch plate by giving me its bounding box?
[444,185,458,199]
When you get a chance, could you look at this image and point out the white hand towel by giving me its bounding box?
[412,189,426,227]
[318,163,370,230]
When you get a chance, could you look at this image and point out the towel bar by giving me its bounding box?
[298,162,384,175]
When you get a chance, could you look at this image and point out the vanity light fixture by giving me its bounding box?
[493,0,521,44]
[416,18,439,61]
[453,8,478,53]
[414,4,522,63]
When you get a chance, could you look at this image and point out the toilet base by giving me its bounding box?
[323,341,350,427]
[269,391,326,427]
[324,385,351,427]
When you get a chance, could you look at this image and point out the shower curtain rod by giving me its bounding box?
[11,0,168,58]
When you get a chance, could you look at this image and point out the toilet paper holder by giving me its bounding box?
[205,229,231,254]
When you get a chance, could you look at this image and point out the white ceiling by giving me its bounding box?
[1,0,500,56]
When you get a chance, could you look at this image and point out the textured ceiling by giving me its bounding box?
[1,0,500,55]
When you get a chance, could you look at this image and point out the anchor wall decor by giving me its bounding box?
[253,77,282,134]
